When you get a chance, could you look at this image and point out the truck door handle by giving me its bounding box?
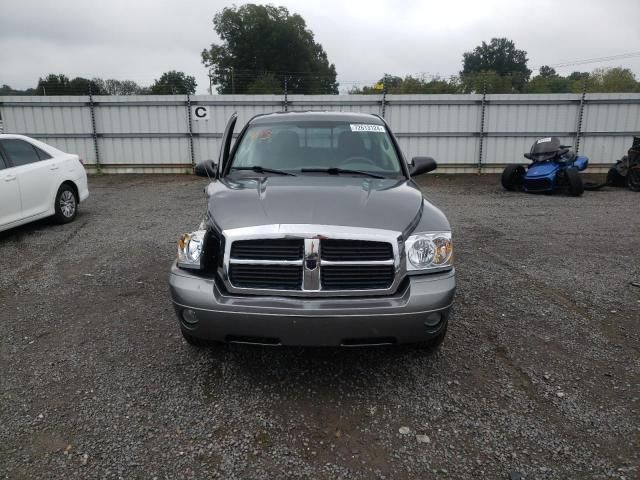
[49,165,59,170]
[3,174,17,182]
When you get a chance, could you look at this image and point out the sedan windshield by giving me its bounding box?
[229,120,403,177]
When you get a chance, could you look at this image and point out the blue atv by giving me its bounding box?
[502,137,588,196]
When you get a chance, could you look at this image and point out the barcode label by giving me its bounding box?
[350,124,386,133]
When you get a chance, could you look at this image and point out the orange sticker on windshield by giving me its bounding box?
[250,129,272,140]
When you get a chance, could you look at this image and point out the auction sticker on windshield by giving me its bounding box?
[350,124,386,132]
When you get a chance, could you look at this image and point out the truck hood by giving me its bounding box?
[205,175,449,234]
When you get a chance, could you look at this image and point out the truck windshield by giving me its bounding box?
[229,121,404,177]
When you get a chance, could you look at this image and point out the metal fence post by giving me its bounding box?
[283,76,288,112]
[186,94,195,167]
[574,80,587,155]
[477,81,487,173]
[380,76,388,118]
[88,85,101,173]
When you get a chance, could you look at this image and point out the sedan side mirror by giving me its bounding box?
[194,160,217,179]
[409,156,437,176]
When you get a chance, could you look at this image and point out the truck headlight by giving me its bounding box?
[405,232,453,272]
[177,230,206,269]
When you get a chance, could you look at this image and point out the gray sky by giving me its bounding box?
[2,0,639,93]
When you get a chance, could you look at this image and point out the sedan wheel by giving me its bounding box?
[54,184,78,223]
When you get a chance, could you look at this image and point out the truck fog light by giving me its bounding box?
[182,309,199,325]
[423,312,441,327]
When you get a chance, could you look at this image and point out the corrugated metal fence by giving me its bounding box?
[0,93,638,173]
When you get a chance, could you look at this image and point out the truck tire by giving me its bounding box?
[565,167,584,196]
[54,183,78,224]
[501,165,525,191]
[626,168,640,192]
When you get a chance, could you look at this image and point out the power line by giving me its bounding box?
[537,51,640,70]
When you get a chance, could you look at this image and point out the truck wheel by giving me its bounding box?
[501,165,525,191]
[607,164,625,186]
[54,183,78,224]
[627,168,640,192]
[180,327,210,347]
[565,167,584,196]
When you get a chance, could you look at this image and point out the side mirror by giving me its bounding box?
[194,160,217,179]
[409,156,437,176]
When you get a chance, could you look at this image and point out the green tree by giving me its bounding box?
[69,77,106,95]
[538,65,557,78]
[0,84,38,96]
[461,38,531,92]
[525,66,572,93]
[201,4,338,94]
[95,79,146,95]
[585,67,639,93]
[351,74,459,94]
[460,70,515,94]
[567,71,589,82]
[245,73,282,94]
[36,74,105,95]
[150,71,197,94]
[525,76,572,93]
[36,74,70,95]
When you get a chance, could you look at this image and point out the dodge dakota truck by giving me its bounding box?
[169,111,455,348]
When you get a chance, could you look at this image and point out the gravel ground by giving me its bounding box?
[1,174,638,479]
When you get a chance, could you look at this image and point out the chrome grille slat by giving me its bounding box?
[229,264,302,290]
[322,265,395,290]
[320,239,393,261]
[230,239,303,260]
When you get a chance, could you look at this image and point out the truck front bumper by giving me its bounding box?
[169,264,455,347]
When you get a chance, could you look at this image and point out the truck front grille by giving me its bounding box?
[225,232,399,295]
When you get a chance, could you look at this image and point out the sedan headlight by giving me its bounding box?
[405,232,453,272]
[177,230,206,269]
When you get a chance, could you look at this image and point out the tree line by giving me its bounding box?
[2,4,639,96]
[1,71,197,96]
[352,38,640,94]
[351,66,640,95]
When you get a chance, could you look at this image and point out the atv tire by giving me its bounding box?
[501,165,525,191]
[565,167,584,196]
[626,168,640,192]
[607,165,625,187]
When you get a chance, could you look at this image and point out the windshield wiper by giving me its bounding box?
[300,167,386,179]
[231,166,296,176]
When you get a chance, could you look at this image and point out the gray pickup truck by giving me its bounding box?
[169,111,455,348]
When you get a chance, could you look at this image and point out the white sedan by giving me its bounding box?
[0,134,89,233]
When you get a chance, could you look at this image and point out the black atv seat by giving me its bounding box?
[524,148,571,161]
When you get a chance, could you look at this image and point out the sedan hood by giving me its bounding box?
[206,175,449,234]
